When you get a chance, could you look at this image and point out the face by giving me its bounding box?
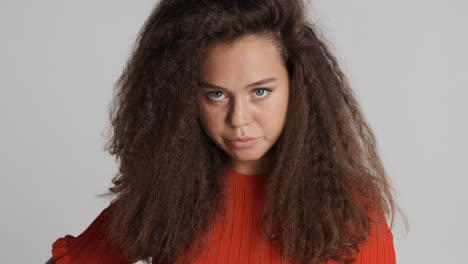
[197,34,289,175]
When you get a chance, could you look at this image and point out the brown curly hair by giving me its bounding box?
[98,0,406,263]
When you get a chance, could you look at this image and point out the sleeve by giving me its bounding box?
[351,213,396,264]
[51,203,133,264]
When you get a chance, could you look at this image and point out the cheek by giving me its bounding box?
[266,92,288,115]
[198,107,224,135]
[261,96,288,133]
[197,104,211,132]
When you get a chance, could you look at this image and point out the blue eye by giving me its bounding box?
[252,88,273,98]
[255,88,267,97]
[206,88,272,102]
[208,91,225,100]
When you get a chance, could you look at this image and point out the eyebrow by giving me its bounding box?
[199,77,278,90]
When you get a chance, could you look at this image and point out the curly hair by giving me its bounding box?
[99,0,406,263]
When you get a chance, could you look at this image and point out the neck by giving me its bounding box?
[223,152,272,176]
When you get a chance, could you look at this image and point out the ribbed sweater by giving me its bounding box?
[51,169,396,263]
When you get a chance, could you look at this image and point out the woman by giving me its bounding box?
[47,0,405,263]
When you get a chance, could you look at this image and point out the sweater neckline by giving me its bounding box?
[226,167,267,185]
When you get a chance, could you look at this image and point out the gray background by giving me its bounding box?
[1,0,467,263]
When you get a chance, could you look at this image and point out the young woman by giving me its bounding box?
[47,0,405,263]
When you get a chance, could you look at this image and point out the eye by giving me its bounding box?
[206,91,226,101]
[253,88,272,98]
[206,88,273,102]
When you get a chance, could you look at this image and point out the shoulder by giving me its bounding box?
[353,214,396,264]
[50,203,132,264]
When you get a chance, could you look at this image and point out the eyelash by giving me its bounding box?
[206,88,273,102]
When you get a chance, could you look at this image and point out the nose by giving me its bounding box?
[227,97,253,127]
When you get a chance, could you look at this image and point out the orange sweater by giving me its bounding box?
[51,169,396,263]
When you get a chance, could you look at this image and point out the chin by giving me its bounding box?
[227,148,267,161]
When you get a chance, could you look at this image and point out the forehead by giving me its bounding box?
[199,36,285,84]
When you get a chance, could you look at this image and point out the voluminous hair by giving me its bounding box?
[99,0,406,263]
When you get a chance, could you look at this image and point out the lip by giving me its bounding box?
[228,137,260,149]
[229,137,257,141]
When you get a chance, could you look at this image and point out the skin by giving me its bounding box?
[197,34,290,176]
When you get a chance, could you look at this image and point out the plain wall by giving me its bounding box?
[1,0,467,263]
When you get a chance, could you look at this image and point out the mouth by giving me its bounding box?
[227,137,260,149]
